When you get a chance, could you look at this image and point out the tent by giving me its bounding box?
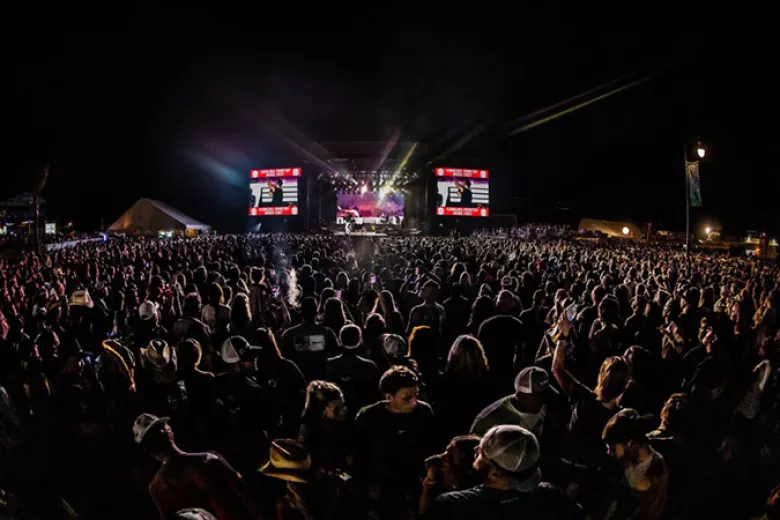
[578,218,641,238]
[108,198,211,235]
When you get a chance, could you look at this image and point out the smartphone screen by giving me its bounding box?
[370,274,377,284]
[565,303,578,322]
[336,289,343,299]
[272,286,281,298]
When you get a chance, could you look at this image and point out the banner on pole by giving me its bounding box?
[686,162,702,207]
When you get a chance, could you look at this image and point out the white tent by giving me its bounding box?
[108,198,211,235]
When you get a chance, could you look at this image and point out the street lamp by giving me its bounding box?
[685,140,706,259]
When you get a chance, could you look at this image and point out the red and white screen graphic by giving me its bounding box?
[434,167,490,217]
[249,167,300,216]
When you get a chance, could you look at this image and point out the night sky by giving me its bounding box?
[8,14,777,235]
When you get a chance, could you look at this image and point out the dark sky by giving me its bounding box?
[8,13,778,235]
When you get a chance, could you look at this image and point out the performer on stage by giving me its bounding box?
[267,179,284,206]
[454,178,473,207]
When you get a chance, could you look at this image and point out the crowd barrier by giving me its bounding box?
[45,237,103,251]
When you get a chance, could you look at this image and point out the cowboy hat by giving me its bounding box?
[258,440,312,484]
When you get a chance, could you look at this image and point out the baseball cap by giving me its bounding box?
[220,336,259,364]
[132,413,169,444]
[139,301,158,321]
[480,425,541,491]
[514,366,558,396]
[339,324,362,350]
[381,334,407,359]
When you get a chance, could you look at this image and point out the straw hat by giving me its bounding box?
[258,440,312,484]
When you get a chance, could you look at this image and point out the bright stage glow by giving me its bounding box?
[360,184,368,194]
[622,227,630,236]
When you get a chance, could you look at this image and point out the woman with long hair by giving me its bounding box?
[253,328,307,438]
[298,380,351,472]
[229,293,255,342]
[434,335,494,442]
[466,296,495,336]
[370,290,405,335]
[322,297,350,335]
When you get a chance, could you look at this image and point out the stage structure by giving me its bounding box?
[308,142,429,234]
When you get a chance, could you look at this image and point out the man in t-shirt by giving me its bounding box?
[471,366,557,442]
[478,290,526,392]
[407,280,446,348]
[430,425,583,520]
[355,366,435,518]
[602,409,669,520]
[325,324,379,415]
[280,297,339,380]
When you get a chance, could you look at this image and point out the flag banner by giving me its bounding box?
[686,162,703,207]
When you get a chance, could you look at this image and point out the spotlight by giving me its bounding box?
[622,227,630,236]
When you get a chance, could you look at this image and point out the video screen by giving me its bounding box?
[249,168,301,216]
[336,191,405,225]
[434,167,489,217]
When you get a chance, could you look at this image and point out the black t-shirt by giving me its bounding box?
[478,314,525,380]
[271,184,284,206]
[252,358,307,436]
[431,483,584,520]
[565,381,618,468]
[354,400,435,487]
[280,322,339,381]
[325,353,379,415]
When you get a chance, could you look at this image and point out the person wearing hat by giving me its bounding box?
[213,336,276,469]
[430,425,581,520]
[259,439,364,520]
[471,366,558,441]
[132,413,263,520]
[324,324,379,416]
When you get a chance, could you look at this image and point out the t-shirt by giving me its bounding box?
[280,322,339,381]
[431,483,583,520]
[478,314,525,385]
[325,353,379,415]
[354,400,435,487]
[470,396,546,440]
[565,381,618,468]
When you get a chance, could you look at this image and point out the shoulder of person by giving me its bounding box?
[473,395,510,421]
[434,485,484,505]
[535,482,585,517]
[645,450,668,479]
[355,401,384,420]
[415,400,435,416]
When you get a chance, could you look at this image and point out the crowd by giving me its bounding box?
[473,224,571,239]
[0,234,779,519]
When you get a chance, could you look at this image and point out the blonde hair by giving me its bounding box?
[445,335,489,377]
[594,356,629,402]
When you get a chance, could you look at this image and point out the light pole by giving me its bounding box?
[684,141,706,259]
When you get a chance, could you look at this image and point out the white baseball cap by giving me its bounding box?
[480,425,541,491]
[139,301,159,321]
